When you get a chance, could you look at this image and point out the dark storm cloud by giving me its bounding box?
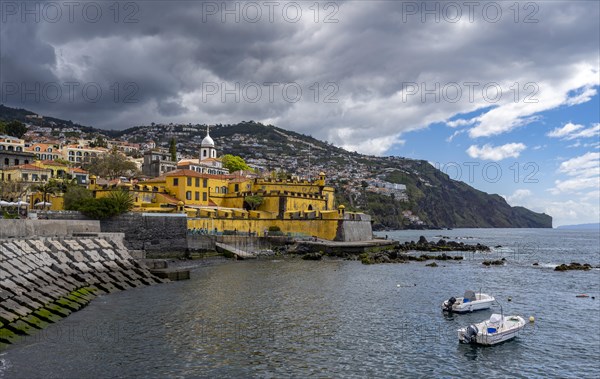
[0,1,598,153]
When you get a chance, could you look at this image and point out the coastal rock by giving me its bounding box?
[483,259,505,266]
[302,252,323,261]
[554,262,592,271]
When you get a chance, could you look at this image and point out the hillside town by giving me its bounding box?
[0,114,427,227]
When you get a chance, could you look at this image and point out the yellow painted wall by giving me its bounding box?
[188,217,339,240]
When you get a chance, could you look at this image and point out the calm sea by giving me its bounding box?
[1,229,599,378]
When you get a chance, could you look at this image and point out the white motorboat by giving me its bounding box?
[442,290,495,313]
[458,313,527,345]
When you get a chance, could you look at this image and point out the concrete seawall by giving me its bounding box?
[0,234,165,348]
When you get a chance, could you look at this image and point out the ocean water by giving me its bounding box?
[1,229,599,378]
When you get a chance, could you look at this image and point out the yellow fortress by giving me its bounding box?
[89,127,372,241]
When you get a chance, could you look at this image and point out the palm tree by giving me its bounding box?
[33,180,59,210]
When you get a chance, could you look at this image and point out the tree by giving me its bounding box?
[74,190,134,219]
[85,149,138,179]
[63,185,92,210]
[5,121,27,138]
[108,189,134,213]
[0,178,28,202]
[0,121,6,134]
[90,135,107,148]
[222,154,250,172]
[32,179,59,210]
[169,138,177,162]
[244,195,264,210]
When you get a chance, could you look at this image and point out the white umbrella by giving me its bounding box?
[0,200,9,207]
[16,201,30,206]
[35,201,52,207]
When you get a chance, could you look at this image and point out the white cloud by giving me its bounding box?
[551,151,600,194]
[505,189,533,205]
[467,60,600,139]
[446,118,479,128]
[466,143,527,161]
[547,122,584,137]
[548,122,600,140]
[558,151,600,176]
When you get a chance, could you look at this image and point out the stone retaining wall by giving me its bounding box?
[336,216,373,242]
[100,213,188,257]
[0,219,101,238]
[0,234,165,348]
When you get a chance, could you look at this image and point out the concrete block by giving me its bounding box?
[4,260,25,276]
[96,238,113,249]
[79,239,99,250]
[51,251,70,264]
[48,240,67,252]
[24,289,53,305]
[0,268,9,281]
[85,249,101,262]
[27,239,50,253]
[45,303,71,317]
[0,279,22,296]
[12,240,35,254]
[33,308,62,323]
[0,307,20,324]
[1,299,32,317]
[14,295,44,311]
[65,250,86,263]
[99,249,117,260]
[89,262,106,272]
[63,239,84,251]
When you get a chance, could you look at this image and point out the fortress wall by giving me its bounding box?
[100,213,189,256]
[335,214,373,242]
[0,234,165,348]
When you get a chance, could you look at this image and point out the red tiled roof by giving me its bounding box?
[159,193,180,205]
[143,176,167,183]
[10,164,51,171]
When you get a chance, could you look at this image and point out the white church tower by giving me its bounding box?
[200,125,217,161]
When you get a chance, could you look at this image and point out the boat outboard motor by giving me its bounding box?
[464,325,479,344]
[444,297,456,312]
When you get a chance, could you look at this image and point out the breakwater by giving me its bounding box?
[0,233,164,348]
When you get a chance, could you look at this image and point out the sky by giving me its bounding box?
[0,1,599,226]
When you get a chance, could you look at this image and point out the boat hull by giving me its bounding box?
[458,316,526,345]
[442,293,495,313]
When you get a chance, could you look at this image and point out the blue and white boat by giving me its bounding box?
[442,290,495,313]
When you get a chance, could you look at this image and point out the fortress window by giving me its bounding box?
[186,191,192,200]
[195,178,200,187]
[195,192,200,201]
[203,179,208,188]
[187,177,192,186]
[203,192,207,201]
[173,178,179,186]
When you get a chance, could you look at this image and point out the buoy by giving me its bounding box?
[397,284,400,287]
[529,316,535,323]
[508,297,512,302]
[576,294,589,298]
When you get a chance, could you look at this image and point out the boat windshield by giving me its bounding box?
[464,290,476,301]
